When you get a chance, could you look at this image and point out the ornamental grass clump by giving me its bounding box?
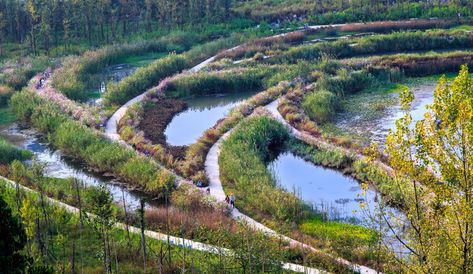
[302,89,340,123]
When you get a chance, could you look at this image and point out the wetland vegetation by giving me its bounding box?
[2,1,473,272]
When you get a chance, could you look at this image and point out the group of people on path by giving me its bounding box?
[36,67,52,90]
[225,194,235,208]
[196,180,235,208]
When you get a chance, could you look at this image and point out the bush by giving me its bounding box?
[0,138,32,164]
[0,86,14,107]
[302,90,340,123]
[10,90,45,121]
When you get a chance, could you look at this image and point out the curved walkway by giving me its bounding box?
[103,23,349,141]
[204,101,379,274]
[0,175,323,274]
[104,46,241,141]
[264,99,395,176]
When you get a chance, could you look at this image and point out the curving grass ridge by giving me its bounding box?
[10,90,175,196]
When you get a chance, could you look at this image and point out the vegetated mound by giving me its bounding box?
[139,96,188,159]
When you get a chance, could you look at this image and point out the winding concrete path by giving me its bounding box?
[104,46,241,141]
[264,99,395,177]
[204,100,379,274]
[0,175,323,274]
[103,23,348,141]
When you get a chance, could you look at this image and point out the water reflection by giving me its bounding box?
[165,91,256,146]
[335,82,436,144]
[1,124,148,209]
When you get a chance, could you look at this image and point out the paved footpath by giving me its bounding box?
[204,100,379,274]
[103,24,347,141]
[103,25,387,274]
[0,175,324,274]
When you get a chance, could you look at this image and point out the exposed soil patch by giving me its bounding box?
[139,96,188,159]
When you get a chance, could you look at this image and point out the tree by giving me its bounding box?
[0,193,29,274]
[0,5,7,56]
[25,0,41,54]
[88,186,115,273]
[385,65,473,272]
[221,224,284,273]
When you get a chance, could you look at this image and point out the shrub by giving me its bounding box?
[10,90,45,121]
[302,90,340,123]
[0,138,32,164]
[0,86,14,107]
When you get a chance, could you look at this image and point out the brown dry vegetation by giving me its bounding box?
[139,96,188,159]
[338,19,457,33]
[373,52,473,76]
[216,31,307,60]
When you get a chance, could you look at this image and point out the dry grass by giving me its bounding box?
[216,31,306,60]
[339,19,456,33]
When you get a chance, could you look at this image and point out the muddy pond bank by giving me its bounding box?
[141,91,257,148]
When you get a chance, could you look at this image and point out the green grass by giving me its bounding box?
[115,51,167,67]
[0,107,16,126]
[362,73,455,95]
[300,218,377,244]
[450,24,473,31]
[0,138,32,164]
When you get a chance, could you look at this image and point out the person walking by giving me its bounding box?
[230,194,235,208]
[225,195,230,204]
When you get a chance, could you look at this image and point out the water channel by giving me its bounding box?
[0,124,147,209]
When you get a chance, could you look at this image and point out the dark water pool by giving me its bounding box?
[165,91,256,146]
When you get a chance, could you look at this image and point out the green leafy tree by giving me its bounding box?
[88,185,115,273]
[385,65,473,272]
[0,194,29,274]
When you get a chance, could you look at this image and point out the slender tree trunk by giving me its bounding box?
[74,180,83,273]
[121,189,132,251]
[140,199,147,272]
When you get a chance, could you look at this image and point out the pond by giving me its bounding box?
[334,81,436,144]
[0,124,149,209]
[269,152,398,224]
[165,91,257,146]
[88,52,165,104]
